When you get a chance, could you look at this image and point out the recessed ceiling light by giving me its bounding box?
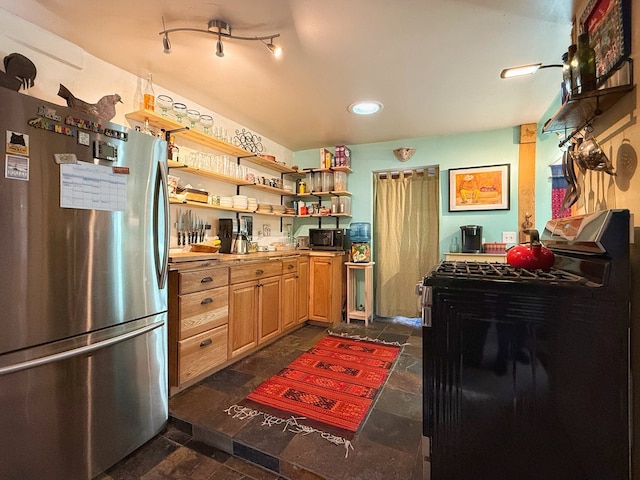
[348,101,383,115]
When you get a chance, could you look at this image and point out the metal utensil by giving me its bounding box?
[177,209,183,246]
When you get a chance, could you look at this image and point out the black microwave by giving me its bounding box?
[309,228,345,251]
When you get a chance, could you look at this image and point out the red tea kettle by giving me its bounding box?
[506,229,555,271]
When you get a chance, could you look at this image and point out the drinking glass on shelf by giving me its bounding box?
[200,115,213,135]
[172,102,187,123]
[186,109,201,129]
[156,95,173,117]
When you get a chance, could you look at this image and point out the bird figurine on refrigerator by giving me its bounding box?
[57,84,122,121]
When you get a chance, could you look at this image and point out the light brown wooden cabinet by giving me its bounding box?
[308,253,346,326]
[257,275,282,344]
[228,279,258,358]
[297,256,309,324]
[228,260,282,358]
[168,264,229,389]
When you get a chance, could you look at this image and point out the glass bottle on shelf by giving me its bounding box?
[143,73,155,111]
[449,236,460,253]
[565,44,577,98]
[168,136,179,161]
[574,33,596,95]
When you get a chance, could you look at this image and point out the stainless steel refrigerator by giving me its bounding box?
[0,87,169,479]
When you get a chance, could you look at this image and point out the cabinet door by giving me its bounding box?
[297,257,309,323]
[281,272,297,331]
[229,280,258,357]
[309,257,332,323]
[258,275,281,344]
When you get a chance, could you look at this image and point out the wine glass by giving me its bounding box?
[172,102,187,123]
[186,109,201,129]
[200,115,213,135]
[156,94,173,117]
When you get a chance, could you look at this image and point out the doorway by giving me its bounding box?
[373,167,439,317]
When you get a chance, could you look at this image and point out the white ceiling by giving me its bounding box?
[0,0,574,151]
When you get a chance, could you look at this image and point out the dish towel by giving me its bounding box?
[550,164,571,219]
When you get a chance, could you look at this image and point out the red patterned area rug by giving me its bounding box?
[239,334,401,437]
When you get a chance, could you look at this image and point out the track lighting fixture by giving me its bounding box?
[500,63,563,78]
[159,18,282,58]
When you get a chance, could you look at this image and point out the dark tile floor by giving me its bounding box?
[96,316,423,480]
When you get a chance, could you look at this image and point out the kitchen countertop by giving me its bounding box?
[168,249,346,266]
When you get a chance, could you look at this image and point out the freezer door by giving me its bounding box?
[0,88,169,354]
[0,314,168,480]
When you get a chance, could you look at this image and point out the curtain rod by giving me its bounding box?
[373,165,438,177]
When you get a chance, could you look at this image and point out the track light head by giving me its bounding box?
[216,37,224,58]
[263,39,283,58]
[162,33,171,54]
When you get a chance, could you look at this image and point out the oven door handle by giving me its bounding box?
[417,284,432,328]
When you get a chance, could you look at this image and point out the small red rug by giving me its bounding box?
[244,335,400,434]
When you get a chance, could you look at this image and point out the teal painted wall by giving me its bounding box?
[294,122,560,259]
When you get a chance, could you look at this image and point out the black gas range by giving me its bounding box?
[420,209,632,480]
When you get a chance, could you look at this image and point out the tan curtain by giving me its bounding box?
[374,170,439,317]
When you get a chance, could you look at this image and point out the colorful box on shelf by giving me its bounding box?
[319,147,334,169]
[334,145,351,167]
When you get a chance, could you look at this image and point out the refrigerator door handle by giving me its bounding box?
[0,320,164,377]
[154,161,170,289]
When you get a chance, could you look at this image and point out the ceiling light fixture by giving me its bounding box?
[348,101,383,115]
[159,18,282,58]
[500,63,563,79]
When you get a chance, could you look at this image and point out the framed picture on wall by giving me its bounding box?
[580,0,631,86]
[448,164,510,212]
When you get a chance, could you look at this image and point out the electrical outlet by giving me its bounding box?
[502,231,517,243]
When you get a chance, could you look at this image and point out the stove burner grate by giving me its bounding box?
[433,261,588,284]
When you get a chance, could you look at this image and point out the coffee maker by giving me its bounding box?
[219,218,250,254]
[218,218,234,253]
[460,225,483,253]
[231,217,250,254]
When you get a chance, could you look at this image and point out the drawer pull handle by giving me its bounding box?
[201,297,213,305]
[256,269,264,275]
[287,264,294,269]
[200,339,212,347]
[201,276,213,283]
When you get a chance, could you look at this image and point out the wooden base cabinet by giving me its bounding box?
[228,261,282,358]
[228,279,258,358]
[168,264,229,389]
[258,275,281,343]
[297,256,309,324]
[308,253,346,326]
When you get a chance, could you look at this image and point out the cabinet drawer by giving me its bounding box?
[179,267,229,294]
[178,325,228,384]
[230,261,282,284]
[179,286,228,340]
[281,258,298,274]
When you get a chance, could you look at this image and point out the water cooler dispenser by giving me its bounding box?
[349,222,371,262]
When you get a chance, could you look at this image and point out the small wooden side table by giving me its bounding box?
[345,262,375,326]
